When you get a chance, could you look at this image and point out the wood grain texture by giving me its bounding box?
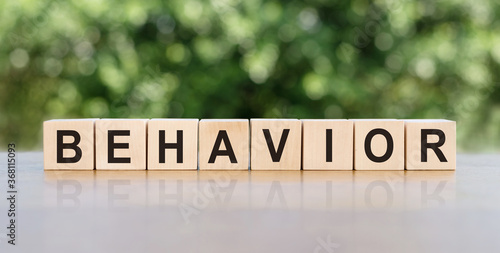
[95,119,148,170]
[353,119,404,170]
[405,119,456,170]
[302,119,353,170]
[148,119,198,170]
[43,119,96,170]
[251,119,301,170]
[199,119,249,170]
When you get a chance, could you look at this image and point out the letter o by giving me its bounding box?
[364,128,393,163]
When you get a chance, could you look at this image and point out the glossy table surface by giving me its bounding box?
[0,152,499,252]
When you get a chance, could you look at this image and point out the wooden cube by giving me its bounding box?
[405,120,456,170]
[95,119,148,170]
[148,119,198,170]
[250,119,301,170]
[302,119,353,170]
[199,119,249,170]
[43,119,96,170]
[353,119,404,170]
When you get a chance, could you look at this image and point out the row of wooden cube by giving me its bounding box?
[43,119,456,171]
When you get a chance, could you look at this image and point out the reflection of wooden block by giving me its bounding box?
[250,171,302,209]
[199,119,249,170]
[93,170,147,210]
[148,119,198,170]
[251,119,301,170]
[405,120,456,170]
[44,119,96,170]
[404,171,456,208]
[302,171,354,209]
[353,171,405,209]
[302,120,353,170]
[95,119,148,170]
[198,171,251,208]
[43,170,95,209]
[146,171,199,207]
[353,120,404,170]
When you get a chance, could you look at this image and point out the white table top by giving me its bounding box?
[1,152,499,252]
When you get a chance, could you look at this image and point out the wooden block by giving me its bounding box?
[250,119,301,170]
[148,119,198,170]
[43,119,96,170]
[405,120,456,170]
[95,119,148,170]
[199,119,249,170]
[353,119,404,170]
[302,119,353,170]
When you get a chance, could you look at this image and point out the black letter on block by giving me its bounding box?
[108,130,131,163]
[364,128,393,163]
[159,130,183,163]
[208,130,237,163]
[421,129,447,162]
[326,129,333,162]
[263,129,290,162]
[57,130,82,163]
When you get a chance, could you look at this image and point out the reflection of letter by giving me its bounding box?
[159,179,183,207]
[57,180,82,210]
[326,181,333,208]
[266,181,287,208]
[209,179,237,205]
[421,181,446,207]
[108,180,130,211]
[364,180,393,208]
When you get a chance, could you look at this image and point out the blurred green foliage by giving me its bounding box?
[1,0,500,151]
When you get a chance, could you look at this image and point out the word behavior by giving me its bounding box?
[43,119,456,171]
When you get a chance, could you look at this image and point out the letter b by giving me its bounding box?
[57,130,82,163]
[44,120,95,170]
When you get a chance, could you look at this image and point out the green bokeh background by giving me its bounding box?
[1,0,499,151]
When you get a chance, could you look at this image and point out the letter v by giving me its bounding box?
[262,129,290,162]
